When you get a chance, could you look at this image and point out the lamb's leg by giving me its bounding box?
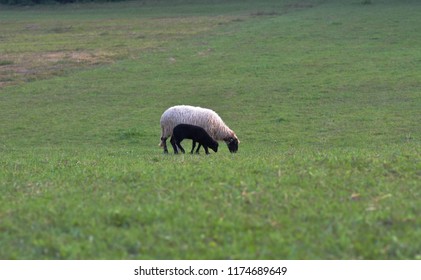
[195,143,202,154]
[176,140,186,154]
[204,145,210,155]
[170,137,178,154]
[190,141,196,154]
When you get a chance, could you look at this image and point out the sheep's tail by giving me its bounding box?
[159,126,165,147]
[159,124,173,147]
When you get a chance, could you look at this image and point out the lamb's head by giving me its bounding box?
[210,140,219,153]
[225,135,239,153]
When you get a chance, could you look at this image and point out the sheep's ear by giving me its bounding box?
[225,137,232,143]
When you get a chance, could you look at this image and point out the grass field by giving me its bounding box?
[0,0,420,259]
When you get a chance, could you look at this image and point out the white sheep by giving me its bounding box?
[159,105,240,153]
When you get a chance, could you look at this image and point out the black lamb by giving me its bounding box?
[170,124,218,155]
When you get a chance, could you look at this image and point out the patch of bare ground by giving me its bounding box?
[0,51,115,88]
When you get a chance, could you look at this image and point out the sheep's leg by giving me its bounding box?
[204,145,210,155]
[170,137,178,154]
[161,137,169,153]
[190,141,196,154]
[195,143,202,154]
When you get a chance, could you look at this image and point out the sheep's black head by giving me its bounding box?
[225,137,239,153]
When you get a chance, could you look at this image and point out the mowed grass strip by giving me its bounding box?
[0,0,420,259]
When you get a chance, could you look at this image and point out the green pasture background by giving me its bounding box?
[0,0,420,259]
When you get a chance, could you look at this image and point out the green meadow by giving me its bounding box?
[0,0,420,259]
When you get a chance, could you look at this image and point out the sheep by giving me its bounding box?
[170,124,218,155]
[159,105,239,153]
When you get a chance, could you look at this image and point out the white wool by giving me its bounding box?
[160,105,238,142]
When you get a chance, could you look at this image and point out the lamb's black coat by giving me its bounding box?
[170,124,218,154]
